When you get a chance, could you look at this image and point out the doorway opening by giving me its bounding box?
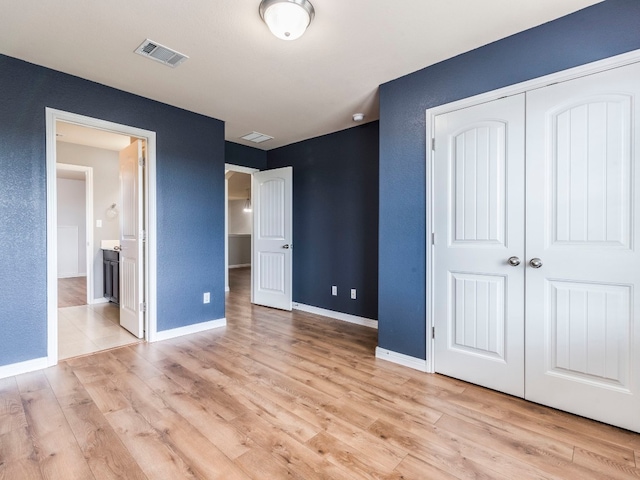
[225,164,258,298]
[46,109,158,366]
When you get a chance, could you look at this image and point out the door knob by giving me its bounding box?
[507,256,520,266]
[282,244,290,249]
[529,258,543,268]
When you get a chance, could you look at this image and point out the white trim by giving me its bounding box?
[56,163,93,304]
[46,108,158,364]
[90,297,109,305]
[375,347,428,372]
[229,263,251,269]
[224,164,258,295]
[424,48,640,374]
[293,303,378,329]
[0,357,49,380]
[224,163,259,175]
[152,318,227,342]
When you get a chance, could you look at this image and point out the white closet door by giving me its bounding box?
[525,62,640,432]
[433,94,526,397]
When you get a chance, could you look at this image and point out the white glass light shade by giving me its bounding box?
[260,0,314,41]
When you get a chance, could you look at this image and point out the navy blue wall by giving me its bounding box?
[378,0,640,359]
[267,122,379,320]
[0,55,225,366]
[225,141,267,170]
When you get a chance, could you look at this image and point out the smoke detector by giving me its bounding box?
[134,39,188,68]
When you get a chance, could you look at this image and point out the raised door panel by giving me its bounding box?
[452,123,506,245]
[258,179,286,240]
[551,96,632,248]
[449,272,505,360]
[548,280,630,390]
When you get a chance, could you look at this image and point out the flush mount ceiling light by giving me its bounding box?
[259,0,315,41]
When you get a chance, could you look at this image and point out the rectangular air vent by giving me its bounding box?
[134,39,188,68]
[241,131,274,144]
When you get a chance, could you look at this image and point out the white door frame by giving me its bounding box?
[56,163,94,304]
[224,163,258,292]
[46,108,158,366]
[425,48,640,373]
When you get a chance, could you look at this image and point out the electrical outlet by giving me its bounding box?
[351,289,357,300]
[203,292,210,304]
[96,219,102,228]
[331,285,337,296]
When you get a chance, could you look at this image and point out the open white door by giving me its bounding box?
[119,140,144,338]
[252,167,293,311]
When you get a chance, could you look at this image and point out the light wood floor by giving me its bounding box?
[58,276,88,308]
[2,268,639,479]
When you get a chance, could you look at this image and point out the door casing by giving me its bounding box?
[425,48,640,373]
[45,108,158,366]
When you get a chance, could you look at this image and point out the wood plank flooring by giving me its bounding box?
[58,276,87,308]
[2,267,639,479]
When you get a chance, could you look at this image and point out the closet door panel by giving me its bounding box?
[525,61,640,433]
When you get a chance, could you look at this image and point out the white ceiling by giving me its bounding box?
[57,122,132,151]
[0,0,601,150]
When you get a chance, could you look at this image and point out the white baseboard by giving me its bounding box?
[90,297,109,305]
[225,286,230,292]
[375,347,429,372]
[229,264,251,269]
[0,357,49,380]
[293,303,378,329]
[152,318,226,342]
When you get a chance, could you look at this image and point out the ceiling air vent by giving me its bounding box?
[134,39,188,68]
[240,132,274,144]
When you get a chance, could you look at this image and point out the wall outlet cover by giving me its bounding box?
[332,285,337,296]
[203,292,210,304]
[351,289,357,299]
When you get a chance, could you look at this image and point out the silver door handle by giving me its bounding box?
[507,256,520,266]
[282,244,290,249]
[529,258,543,268]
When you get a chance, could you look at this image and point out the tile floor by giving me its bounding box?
[58,302,141,360]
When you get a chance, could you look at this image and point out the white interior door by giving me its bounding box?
[433,94,526,397]
[251,167,293,311]
[525,62,640,432]
[119,140,144,338]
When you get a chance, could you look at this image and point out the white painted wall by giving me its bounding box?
[57,178,86,277]
[228,199,252,267]
[228,199,252,234]
[57,142,120,301]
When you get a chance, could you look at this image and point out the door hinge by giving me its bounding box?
[432,326,435,339]
[140,302,146,313]
[431,232,436,245]
[138,157,145,167]
[141,230,146,241]
[431,138,436,151]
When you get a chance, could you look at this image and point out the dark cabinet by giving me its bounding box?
[103,249,119,305]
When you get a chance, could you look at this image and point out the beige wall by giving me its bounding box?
[57,141,119,302]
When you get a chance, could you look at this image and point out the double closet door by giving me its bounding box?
[433,61,640,432]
